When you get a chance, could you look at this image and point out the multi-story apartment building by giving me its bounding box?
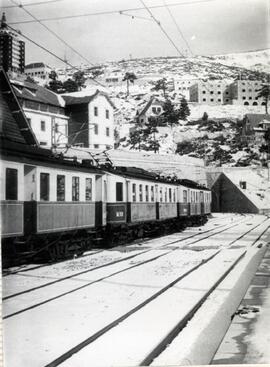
[0,13,25,75]
[62,90,115,150]
[226,80,264,106]
[25,62,52,80]
[12,79,69,148]
[173,76,199,100]
[190,80,230,105]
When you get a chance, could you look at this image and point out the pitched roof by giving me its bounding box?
[11,79,65,107]
[62,90,115,108]
[0,69,38,146]
[137,97,164,117]
[62,94,95,105]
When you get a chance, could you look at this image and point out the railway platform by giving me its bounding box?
[212,244,270,365]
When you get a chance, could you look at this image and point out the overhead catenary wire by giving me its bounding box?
[163,0,194,56]
[119,11,153,22]
[2,0,65,8]
[9,0,218,24]
[139,0,186,58]
[9,0,95,67]
[7,24,105,87]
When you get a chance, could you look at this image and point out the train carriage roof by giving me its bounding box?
[0,138,103,174]
[103,166,210,190]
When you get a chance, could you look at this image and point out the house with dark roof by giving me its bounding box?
[62,90,115,150]
[11,78,69,148]
[136,97,165,125]
[242,113,270,144]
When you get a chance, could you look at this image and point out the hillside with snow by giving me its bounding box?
[55,49,269,168]
[213,49,270,73]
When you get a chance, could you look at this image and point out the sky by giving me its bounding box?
[1,0,269,68]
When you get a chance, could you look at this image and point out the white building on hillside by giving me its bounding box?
[24,62,52,80]
[227,80,265,106]
[62,90,115,150]
[173,75,199,100]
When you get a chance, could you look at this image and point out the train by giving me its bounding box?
[1,138,212,266]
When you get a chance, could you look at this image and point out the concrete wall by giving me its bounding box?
[211,173,259,213]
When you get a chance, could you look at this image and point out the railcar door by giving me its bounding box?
[95,175,106,227]
[24,165,37,235]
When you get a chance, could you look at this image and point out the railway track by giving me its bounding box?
[3,214,247,298]
[2,214,233,277]
[3,214,253,317]
[46,219,270,367]
[3,215,270,367]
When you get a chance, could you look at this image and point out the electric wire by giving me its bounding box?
[119,11,153,22]
[7,24,105,87]
[8,0,218,24]
[9,0,95,66]
[2,0,65,8]
[139,0,186,58]
[163,0,194,56]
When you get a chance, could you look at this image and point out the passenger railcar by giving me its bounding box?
[1,140,105,263]
[103,167,211,244]
[1,139,211,266]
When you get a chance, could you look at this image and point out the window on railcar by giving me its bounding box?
[183,190,187,203]
[145,185,149,202]
[6,168,18,200]
[169,188,172,202]
[116,182,123,201]
[57,175,65,201]
[151,186,154,202]
[165,188,168,202]
[132,183,136,202]
[40,173,50,201]
[160,187,163,202]
[173,189,176,202]
[85,178,92,201]
[72,177,80,201]
[139,184,143,202]
[196,192,199,202]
